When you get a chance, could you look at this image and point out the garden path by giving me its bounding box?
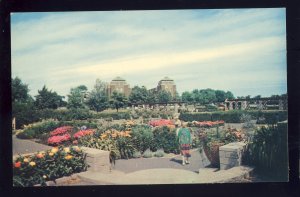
[113,149,208,173]
[12,135,52,156]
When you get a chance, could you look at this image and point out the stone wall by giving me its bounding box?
[219,142,246,170]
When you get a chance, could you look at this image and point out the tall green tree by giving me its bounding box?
[11,77,37,128]
[34,85,65,109]
[225,91,235,100]
[215,90,226,102]
[181,91,194,103]
[129,86,149,104]
[157,90,172,103]
[12,76,31,103]
[86,79,108,112]
[67,85,88,109]
[109,91,128,112]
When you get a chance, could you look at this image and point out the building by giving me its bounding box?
[107,76,131,98]
[150,76,177,98]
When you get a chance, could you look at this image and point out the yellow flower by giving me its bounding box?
[100,133,107,140]
[72,146,81,152]
[23,158,29,163]
[49,152,54,156]
[65,155,73,160]
[51,147,59,154]
[29,161,36,166]
[64,147,70,153]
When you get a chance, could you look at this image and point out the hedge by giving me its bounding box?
[179,110,288,124]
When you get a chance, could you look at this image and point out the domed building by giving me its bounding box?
[150,76,177,98]
[107,76,131,98]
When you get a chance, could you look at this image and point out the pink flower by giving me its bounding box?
[47,134,71,145]
[50,126,73,136]
[73,129,94,139]
[149,119,174,127]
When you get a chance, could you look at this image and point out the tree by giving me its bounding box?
[253,95,261,99]
[199,89,217,104]
[147,90,158,104]
[11,77,37,129]
[34,85,65,109]
[12,77,31,103]
[129,86,149,104]
[225,91,235,100]
[109,91,128,112]
[157,90,172,103]
[181,91,194,103]
[86,79,108,112]
[67,85,88,109]
[215,90,226,102]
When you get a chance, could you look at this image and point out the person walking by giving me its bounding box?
[177,121,192,165]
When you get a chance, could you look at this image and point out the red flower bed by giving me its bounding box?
[50,126,73,136]
[149,119,174,127]
[193,120,225,128]
[73,129,95,139]
[47,134,71,145]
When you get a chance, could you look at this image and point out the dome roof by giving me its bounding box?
[112,76,126,81]
[161,76,173,81]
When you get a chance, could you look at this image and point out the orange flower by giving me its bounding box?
[100,133,107,140]
[65,155,73,160]
[14,161,21,168]
[51,147,59,154]
[36,153,44,159]
[111,133,117,138]
[23,158,29,163]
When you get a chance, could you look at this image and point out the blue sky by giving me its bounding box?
[11,9,287,98]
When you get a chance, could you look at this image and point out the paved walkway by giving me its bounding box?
[12,135,52,156]
[113,149,209,173]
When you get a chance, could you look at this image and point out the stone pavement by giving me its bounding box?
[12,135,52,156]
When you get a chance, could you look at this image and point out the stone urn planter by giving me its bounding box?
[203,141,225,168]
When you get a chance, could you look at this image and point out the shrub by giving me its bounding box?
[16,119,61,139]
[154,149,165,157]
[115,136,135,159]
[132,151,142,158]
[143,149,153,158]
[13,146,87,187]
[131,125,155,153]
[243,122,288,181]
[152,126,180,154]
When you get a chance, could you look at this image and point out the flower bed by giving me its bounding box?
[73,129,95,139]
[50,126,73,136]
[47,134,71,145]
[13,146,87,187]
[148,119,174,127]
[192,120,225,128]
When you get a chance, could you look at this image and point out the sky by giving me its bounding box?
[11,9,287,99]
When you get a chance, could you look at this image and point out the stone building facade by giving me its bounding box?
[150,77,177,98]
[107,76,131,98]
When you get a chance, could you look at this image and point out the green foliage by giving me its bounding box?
[34,85,66,110]
[109,91,128,112]
[12,101,39,129]
[12,77,31,103]
[67,85,88,109]
[16,119,61,139]
[115,136,135,159]
[179,110,287,124]
[132,151,142,158]
[142,149,153,158]
[78,135,120,163]
[13,146,87,187]
[152,126,180,154]
[154,149,165,157]
[130,125,155,153]
[157,90,172,103]
[92,111,131,120]
[243,122,288,180]
[129,86,150,104]
[86,79,109,112]
[181,89,234,104]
